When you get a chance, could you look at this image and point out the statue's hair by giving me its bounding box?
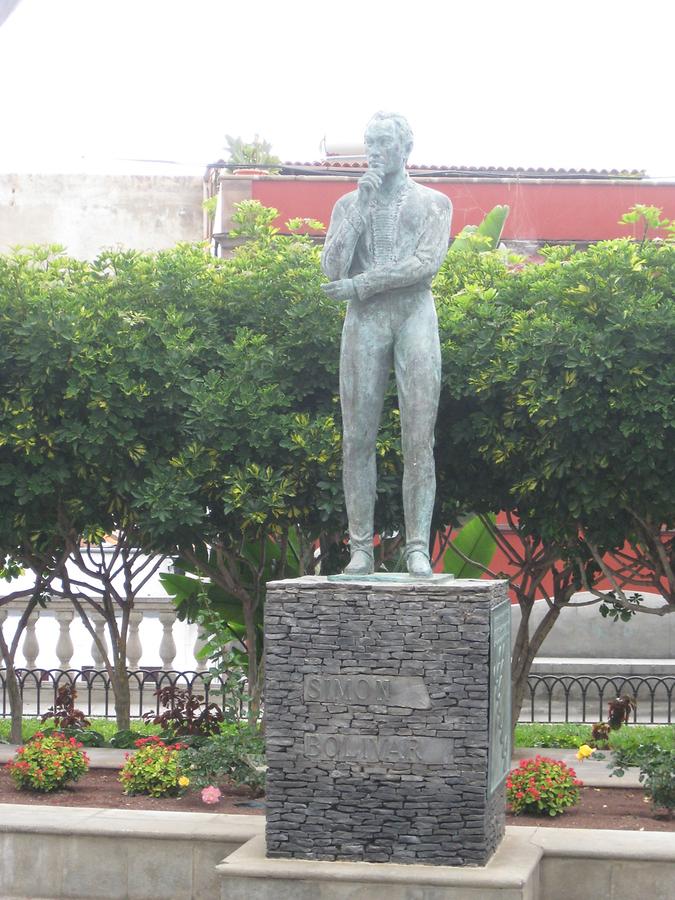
[365,111,414,156]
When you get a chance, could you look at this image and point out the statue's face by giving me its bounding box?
[364,119,408,175]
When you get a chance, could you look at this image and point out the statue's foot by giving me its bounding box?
[344,549,374,576]
[407,550,432,578]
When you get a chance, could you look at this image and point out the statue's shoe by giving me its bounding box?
[407,550,432,577]
[344,549,374,576]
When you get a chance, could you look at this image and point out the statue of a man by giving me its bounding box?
[321,112,452,577]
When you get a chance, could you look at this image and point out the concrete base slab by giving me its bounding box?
[217,827,675,900]
[217,831,542,899]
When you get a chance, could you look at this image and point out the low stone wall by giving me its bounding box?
[0,805,262,900]
[1,808,673,900]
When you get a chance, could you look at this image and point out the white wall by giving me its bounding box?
[512,592,675,659]
[0,173,203,258]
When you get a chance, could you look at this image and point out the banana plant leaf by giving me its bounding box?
[442,515,497,578]
[450,205,510,253]
[160,527,302,634]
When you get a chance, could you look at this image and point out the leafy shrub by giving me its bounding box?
[142,686,224,737]
[181,728,265,795]
[591,722,611,748]
[608,727,673,764]
[41,685,91,731]
[514,723,592,749]
[607,695,636,730]
[611,744,675,814]
[109,729,146,749]
[507,756,582,817]
[119,735,188,797]
[6,731,89,792]
[67,729,105,747]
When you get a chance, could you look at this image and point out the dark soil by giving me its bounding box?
[1,768,672,830]
[506,785,674,832]
[0,766,264,815]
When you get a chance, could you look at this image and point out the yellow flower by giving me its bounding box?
[576,744,595,760]
[178,775,190,787]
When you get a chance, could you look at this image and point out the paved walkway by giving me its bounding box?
[514,746,640,787]
[0,743,641,787]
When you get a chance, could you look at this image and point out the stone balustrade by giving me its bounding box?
[0,595,208,673]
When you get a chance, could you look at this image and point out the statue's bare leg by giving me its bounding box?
[340,304,393,573]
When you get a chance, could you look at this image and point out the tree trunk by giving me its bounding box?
[511,598,568,739]
[242,598,260,726]
[111,654,131,732]
[4,659,23,743]
[0,627,24,743]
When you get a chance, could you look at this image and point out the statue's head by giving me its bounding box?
[364,111,413,174]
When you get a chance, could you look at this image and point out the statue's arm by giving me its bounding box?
[352,195,452,300]
[321,195,365,281]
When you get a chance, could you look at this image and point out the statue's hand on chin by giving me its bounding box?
[357,168,384,212]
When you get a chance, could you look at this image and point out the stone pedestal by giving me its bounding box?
[264,576,511,867]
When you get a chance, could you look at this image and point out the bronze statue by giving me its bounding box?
[322,112,452,576]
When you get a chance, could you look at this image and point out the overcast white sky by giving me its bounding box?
[0,0,673,177]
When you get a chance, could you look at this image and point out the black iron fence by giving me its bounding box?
[0,668,246,721]
[1,668,674,724]
[523,674,675,724]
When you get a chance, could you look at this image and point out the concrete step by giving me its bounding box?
[531,658,675,676]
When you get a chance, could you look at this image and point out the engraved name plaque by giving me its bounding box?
[304,674,431,709]
[304,732,453,766]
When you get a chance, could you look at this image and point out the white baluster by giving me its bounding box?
[159,610,177,671]
[91,614,107,667]
[193,627,209,672]
[22,610,40,668]
[126,610,143,670]
[55,608,74,670]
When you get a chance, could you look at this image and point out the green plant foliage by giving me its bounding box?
[6,731,89,792]
[507,755,582,816]
[441,514,497,578]
[598,592,643,622]
[436,235,675,551]
[40,685,91,731]
[611,744,675,813]
[514,723,593,749]
[450,204,510,253]
[224,134,281,170]
[514,723,674,754]
[119,735,188,797]
[65,728,106,747]
[0,717,161,744]
[181,727,265,795]
[109,729,146,749]
[142,685,224,737]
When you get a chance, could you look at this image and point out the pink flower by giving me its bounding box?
[201,786,222,805]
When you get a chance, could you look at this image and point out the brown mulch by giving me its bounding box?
[506,785,674,832]
[1,768,672,830]
[0,766,264,815]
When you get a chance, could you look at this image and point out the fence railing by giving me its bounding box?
[0,668,246,722]
[2,669,674,725]
[522,674,675,724]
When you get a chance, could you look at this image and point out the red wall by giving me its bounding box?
[252,178,675,242]
[438,515,670,604]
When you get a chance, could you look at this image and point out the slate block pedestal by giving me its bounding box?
[264,576,511,867]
